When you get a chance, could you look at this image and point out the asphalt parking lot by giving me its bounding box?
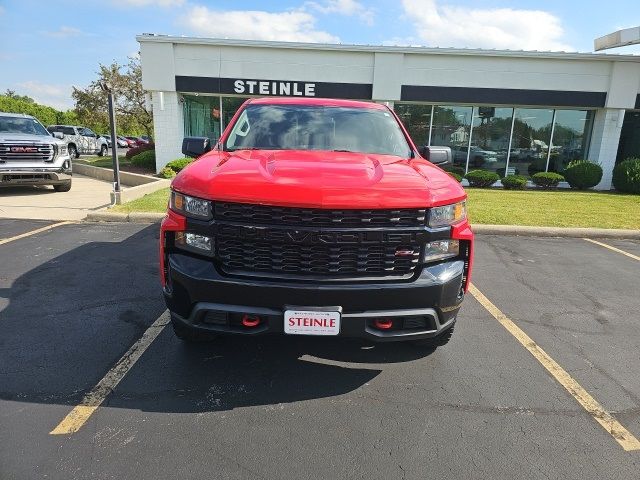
[1,219,639,479]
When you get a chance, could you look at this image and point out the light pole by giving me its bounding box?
[99,81,121,197]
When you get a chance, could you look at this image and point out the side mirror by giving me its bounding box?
[182,136,211,158]
[52,131,64,140]
[420,145,452,166]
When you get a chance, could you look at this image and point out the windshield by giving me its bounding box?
[225,105,412,157]
[0,116,50,136]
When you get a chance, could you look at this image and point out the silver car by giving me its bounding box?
[0,112,72,192]
[47,124,109,158]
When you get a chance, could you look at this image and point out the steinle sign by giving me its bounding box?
[233,79,316,96]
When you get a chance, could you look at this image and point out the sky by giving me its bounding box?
[0,0,638,111]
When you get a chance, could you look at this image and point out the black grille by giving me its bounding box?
[214,202,426,227]
[216,237,420,277]
[0,143,54,162]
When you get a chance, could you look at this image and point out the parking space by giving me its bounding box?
[0,174,114,221]
[1,223,639,479]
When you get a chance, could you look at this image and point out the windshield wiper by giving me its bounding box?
[331,149,356,153]
[224,147,263,152]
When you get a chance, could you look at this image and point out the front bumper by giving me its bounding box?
[0,165,72,186]
[164,252,465,342]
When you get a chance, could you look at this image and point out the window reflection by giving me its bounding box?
[510,108,554,178]
[394,103,433,147]
[183,95,222,143]
[549,110,594,173]
[431,106,473,170]
[469,107,513,176]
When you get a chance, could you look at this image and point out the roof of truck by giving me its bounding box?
[246,97,387,110]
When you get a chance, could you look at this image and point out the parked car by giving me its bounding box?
[0,112,72,191]
[125,136,140,147]
[452,145,498,167]
[101,134,112,148]
[161,97,473,349]
[137,135,152,144]
[47,125,108,158]
[115,135,130,148]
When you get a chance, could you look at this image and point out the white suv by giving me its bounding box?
[47,125,109,158]
[0,113,72,192]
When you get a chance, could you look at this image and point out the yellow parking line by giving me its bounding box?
[469,283,640,452]
[50,311,170,435]
[583,238,640,262]
[0,221,74,246]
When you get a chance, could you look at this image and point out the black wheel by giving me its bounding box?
[411,323,455,349]
[98,144,108,157]
[53,180,72,192]
[68,144,78,159]
[171,316,217,342]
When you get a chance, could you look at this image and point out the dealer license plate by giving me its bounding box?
[284,309,341,336]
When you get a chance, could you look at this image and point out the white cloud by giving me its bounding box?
[181,6,339,43]
[17,81,74,110]
[111,0,185,6]
[43,26,83,38]
[307,0,374,25]
[399,0,573,51]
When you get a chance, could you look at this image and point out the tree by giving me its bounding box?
[72,56,153,137]
[4,89,35,103]
[0,93,77,126]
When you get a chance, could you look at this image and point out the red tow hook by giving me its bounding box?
[373,319,393,330]
[241,314,261,328]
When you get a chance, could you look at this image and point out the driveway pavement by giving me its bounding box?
[0,174,114,221]
[1,220,639,480]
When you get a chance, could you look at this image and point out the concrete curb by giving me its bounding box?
[474,224,640,239]
[83,213,640,238]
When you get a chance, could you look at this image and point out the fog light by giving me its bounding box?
[175,231,214,255]
[423,240,459,263]
[242,314,261,327]
[373,319,393,330]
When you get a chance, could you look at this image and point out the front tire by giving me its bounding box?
[68,144,78,159]
[411,322,455,349]
[98,144,108,157]
[171,316,217,342]
[53,180,72,192]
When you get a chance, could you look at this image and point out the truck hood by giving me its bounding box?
[172,149,466,209]
[0,132,65,146]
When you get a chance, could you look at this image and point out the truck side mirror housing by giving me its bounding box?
[420,145,452,166]
[52,131,64,140]
[182,137,212,158]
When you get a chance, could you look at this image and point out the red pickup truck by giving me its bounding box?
[160,97,473,348]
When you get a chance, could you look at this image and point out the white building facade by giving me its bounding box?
[138,34,640,190]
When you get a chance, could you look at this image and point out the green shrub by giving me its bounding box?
[465,170,500,187]
[444,166,465,177]
[501,175,528,190]
[563,160,602,190]
[532,172,564,188]
[447,172,463,182]
[158,166,176,179]
[165,157,193,173]
[612,158,640,194]
[130,150,156,169]
[125,143,154,159]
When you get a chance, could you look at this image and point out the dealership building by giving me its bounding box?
[138,34,640,189]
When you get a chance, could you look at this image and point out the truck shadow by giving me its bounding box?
[0,223,434,415]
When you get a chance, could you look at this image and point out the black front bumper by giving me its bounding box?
[164,253,465,342]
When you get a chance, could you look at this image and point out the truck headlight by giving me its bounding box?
[170,191,212,220]
[58,144,68,156]
[428,201,466,228]
[175,232,214,256]
[423,240,459,263]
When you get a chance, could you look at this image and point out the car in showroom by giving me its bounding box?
[47,125,109,158]
[452,145,498,168]
[160,97,473,348]
[0,112,72,192]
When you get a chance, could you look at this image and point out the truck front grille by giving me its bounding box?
[0,143,54,163]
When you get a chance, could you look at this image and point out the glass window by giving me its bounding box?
[183,95,222,143]
[221,97,248,133]
[394,103,433,147]
[548,110,594,173]
[225,104,412,157]
[469,107,513,176]
[0,116,49,136]
[617,111,640,164]
[510,108,554,177]
[430,106,473,170]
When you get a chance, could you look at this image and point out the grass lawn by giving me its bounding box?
[76,155,130,168]
[112,187,640,229]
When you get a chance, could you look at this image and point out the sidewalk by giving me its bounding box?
[0,174,118,221]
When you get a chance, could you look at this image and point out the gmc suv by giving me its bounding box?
[160,98,473,348]
[0,112,72,191]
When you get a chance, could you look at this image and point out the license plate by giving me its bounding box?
[284,309,341,336]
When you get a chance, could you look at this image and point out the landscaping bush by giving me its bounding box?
[444,166,465,177]
[158,166,177,179]
[125,142,155,159]
[446,172,463,182]
[165,157,193,173]
[465,170,500,187]
[532,172,564,188]
[562,160,602,190]
[130,150,156,169]
[501,175,528,190]
[612,158,640,194]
